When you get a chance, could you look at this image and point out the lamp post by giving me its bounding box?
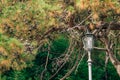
[83,31,94,80]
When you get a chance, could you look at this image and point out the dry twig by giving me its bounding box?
[40,43,50,80]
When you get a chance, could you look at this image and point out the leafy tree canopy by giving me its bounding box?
[0,0,120,80]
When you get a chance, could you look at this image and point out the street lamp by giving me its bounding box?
[83,30,94,80]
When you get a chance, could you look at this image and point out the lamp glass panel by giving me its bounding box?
[83,35,93,50]
[86,36,93,49]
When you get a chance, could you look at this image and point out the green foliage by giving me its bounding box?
[0,0,120,80]
[0,74,7,80]
[0,34,119,80]
[51,35,69,54]
[0,33,28,72]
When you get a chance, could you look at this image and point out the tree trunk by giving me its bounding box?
[104,38,120,76]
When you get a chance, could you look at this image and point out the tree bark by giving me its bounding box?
[103,38,120,76]
[95,22,120,30]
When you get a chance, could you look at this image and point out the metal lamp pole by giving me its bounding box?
[88,50,92,80]
[83,30,94,80]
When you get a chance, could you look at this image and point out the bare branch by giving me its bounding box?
[94,47,120,51]
[75,51,86,73]
[40,43,50,80]
[49,39,76,80]
[103,37,120,76]
[94,47,107,51]
[104,52,109,80]
[60,51,81,80]
[49,61,66,80]
[95,22,120,30]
